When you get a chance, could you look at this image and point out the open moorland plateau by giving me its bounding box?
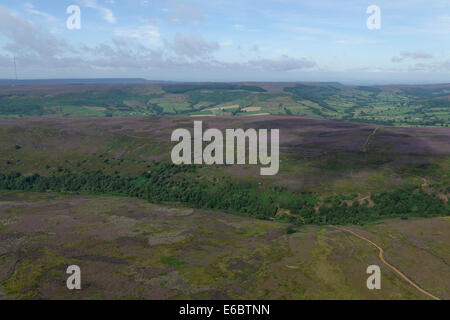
[0,191,448,300]
[0,82,449,300]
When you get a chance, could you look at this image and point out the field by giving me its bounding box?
[0,82,449,126]
[0,191,448,300]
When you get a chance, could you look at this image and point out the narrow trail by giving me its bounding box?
[362,126,379,152]
[335,226,440,300]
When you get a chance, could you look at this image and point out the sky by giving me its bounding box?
[0,0,449,84]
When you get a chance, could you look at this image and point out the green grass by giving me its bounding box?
[0,83,448,126]
[162,256,188,267]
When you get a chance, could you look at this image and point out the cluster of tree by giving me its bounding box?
[308,186,448,225]
[416,98,450,109]
[0,86,160,116]
[162,84,267,94]
[146,103,164,115]
[355,86,382,95]
[185,90,251,109]
[401,87,450,99]
[0,163,447,225]
[0,98,44,116]
[284,84,340,113]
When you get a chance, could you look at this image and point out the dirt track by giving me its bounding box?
[335,226,440,300]
[362,126,379,152]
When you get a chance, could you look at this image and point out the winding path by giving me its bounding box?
[335,226,440,300]
[362,126,379,152]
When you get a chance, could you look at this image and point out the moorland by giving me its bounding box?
[0,81,448,299]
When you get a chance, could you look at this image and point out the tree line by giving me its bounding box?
[0,163,448,225]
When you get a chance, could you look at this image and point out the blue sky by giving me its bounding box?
[0,0,449,84]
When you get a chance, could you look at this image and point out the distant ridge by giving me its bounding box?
[0,79,447,86]
[0,78,173,85]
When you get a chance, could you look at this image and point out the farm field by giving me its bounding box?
[0,82,449,127]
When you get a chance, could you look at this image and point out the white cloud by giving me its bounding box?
[114,25,160,45]
[392,50,434,63]
[24,2,57,22]
[81,0,116,24]
[408,60,450,72]
[170,33,219,58]
[0,5,71,59]
[0,3,448,82]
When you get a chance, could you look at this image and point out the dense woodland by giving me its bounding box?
[0,162,447,225]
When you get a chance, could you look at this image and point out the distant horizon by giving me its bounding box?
[0,77,449,87]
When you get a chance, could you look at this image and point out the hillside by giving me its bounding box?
[1,191,448,299]
[0,82,448,126]
[0,116,448,225]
